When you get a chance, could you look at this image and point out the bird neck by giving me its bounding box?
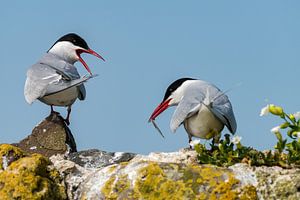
[48,42,78,64]
[48,52,77,65]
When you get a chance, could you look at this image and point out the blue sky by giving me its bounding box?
[0,1,300,154]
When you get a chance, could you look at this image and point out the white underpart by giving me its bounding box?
[184,104,223,139]
[40,87,78,106]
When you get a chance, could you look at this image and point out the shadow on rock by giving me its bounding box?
[13,111,77,157]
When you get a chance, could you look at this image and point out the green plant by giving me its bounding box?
[260,104,300,166]
[192,104,300,167]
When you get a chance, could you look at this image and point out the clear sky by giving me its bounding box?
[0,1,299,154]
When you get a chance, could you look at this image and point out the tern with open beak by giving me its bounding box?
[149,78,237,144]
[24,33,105,124]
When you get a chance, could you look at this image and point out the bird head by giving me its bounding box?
[48,33,105,75]
[149,78,196,121]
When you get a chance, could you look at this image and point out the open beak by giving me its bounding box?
[148,99,172,122]
[76,48,105,75]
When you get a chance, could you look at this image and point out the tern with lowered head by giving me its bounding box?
[149,78,237,145]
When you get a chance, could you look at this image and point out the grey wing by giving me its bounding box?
[195,80,237,134]
[209,94,237,134]
[170,87,205,132]
[44,75,92,96]
[24,63,94,104]
[24,64,59,104]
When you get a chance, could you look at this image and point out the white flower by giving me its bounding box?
[260,105,270,116]
[189,139,201,148]
[270,126,281,133]
[295,132,300,139]
[293,112,300,120]
[231,135,242,144]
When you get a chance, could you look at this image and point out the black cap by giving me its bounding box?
[162,78,196,102]
[48,33,89,52]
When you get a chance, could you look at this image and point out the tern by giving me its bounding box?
[149,78,237,144]
[24,33,104,124]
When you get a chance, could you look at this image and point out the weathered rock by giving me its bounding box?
[68,149,136,169]
[50,149,136,199]
[50,149,300,200]
[0,144,67,200]
[14,112,77,157]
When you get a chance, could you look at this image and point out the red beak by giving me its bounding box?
[76,48,105,75]
[148,99,172,122]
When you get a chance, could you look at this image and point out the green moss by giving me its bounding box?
[0,144,66,200]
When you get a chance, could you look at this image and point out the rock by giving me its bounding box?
[68,149,136,169]
[50,149,300,200]
[50,149,136,199]
[0,144,67,200]
[1,141,298,200]
[14,112,77,157]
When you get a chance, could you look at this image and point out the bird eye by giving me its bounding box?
[73,39,76,43]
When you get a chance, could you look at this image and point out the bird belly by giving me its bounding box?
[184,105,224,139]
[39,87,78,106]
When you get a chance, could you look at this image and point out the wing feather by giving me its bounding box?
[24,53,95,104]
[170,83,206,132]
[170,80,237,134]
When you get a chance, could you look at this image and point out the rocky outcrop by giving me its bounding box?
[50,149,300,200]
[0,144,67,200]
[1,143,300,199]
[13,112,77,157]
[1,113,300,199]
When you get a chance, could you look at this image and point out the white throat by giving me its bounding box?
[48,41,79,64]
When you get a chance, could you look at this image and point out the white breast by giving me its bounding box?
[184,105,224,139]
[39,87,78,107]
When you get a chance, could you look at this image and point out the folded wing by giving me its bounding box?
[24,54,94,104]
[170,80,237,134]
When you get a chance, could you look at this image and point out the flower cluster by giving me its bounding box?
[260,104,300,165]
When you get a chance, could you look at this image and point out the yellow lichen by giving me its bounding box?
[101,175,117,199]
[0,144,25,170]
[0,144,66,200]
[239,185,258,200]
[209,176,239,200]
[132,162,256,200]
[133,162,195,199]
[132,162,207,199]
[101,174,131,199]
[108,165,117,173]
[98,161,258,199]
